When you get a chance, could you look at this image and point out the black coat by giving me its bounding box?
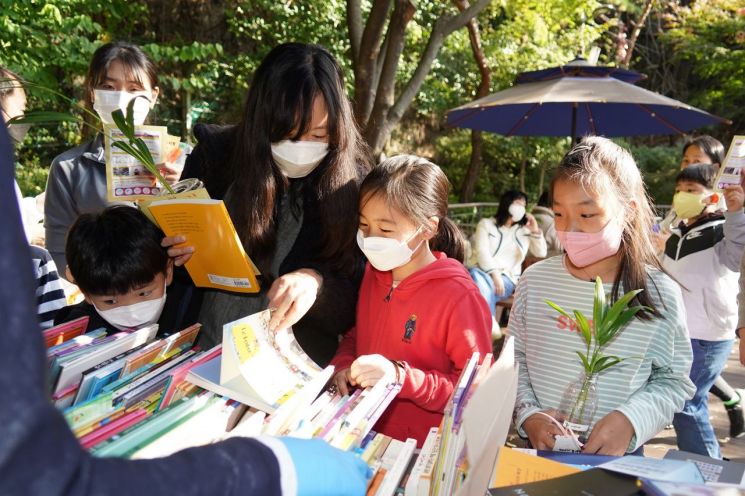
[181,123,364,366]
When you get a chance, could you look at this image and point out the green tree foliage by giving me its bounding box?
[1,0,738,207]
[657,0,745,136]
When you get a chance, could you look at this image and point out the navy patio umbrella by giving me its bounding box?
[447,66,728,142]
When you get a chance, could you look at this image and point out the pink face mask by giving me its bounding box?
[556,218,623,268]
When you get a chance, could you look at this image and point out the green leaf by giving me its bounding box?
[8,111,79,124]
[599,306,649,346]
[596,289,643,339]
[592,356,623,374]
[133,138,155,167]
[545,299,573,320]
[575,351,591,374]
[124,97,137,134]
[112,141,148,165]
[592,276,606,335]
[110,108,132,139]
[573,310,592,347]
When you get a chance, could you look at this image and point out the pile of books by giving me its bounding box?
[47,309,521,496]
[46,315,221,455]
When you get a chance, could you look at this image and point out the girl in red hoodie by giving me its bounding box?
[331,154,492,445]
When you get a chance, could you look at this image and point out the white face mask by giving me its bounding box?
[356,228,423,272]
[508,203,526,223]
[93,89,152,126]
[271,140,329,178]
[94,286,167,331]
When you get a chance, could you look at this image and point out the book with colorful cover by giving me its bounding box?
[43,316,89,348]
[147,198,261,293]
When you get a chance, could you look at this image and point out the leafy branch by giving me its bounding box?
[2,78,102,136]
[545,277,648,377]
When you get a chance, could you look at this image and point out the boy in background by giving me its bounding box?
[663,163,745,458]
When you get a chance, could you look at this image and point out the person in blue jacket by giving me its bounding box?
[0,120,368,495]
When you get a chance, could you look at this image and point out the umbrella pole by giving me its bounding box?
[571,102,578,144]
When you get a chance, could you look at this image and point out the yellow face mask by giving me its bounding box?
[673,191,707,220]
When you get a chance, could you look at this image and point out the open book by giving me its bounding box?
[186,310,331,413]
[147,198,260,293]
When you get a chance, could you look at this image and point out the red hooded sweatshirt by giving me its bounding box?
[331,252,492,445]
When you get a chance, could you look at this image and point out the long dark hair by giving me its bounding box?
[495,189,528,227]
[227,43,371,275]
[683,135,725,166]
[359,155,466,262]
[83,41,159,137]
[551,137,664,320]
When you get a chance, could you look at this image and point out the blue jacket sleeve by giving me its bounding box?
[0,125,285,496]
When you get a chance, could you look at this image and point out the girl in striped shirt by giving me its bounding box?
[510,137,695,456]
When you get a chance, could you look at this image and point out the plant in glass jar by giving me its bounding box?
[545,277,647,441]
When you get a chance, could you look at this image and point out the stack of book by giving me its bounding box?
[47,309,522,496]
[45,316,221,454]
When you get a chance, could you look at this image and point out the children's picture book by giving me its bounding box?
[715,135,745,191]
[147,198,261,293]
[43,316,90,348]
[186,310,331,412]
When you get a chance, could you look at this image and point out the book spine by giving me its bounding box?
[405,427,439,496]
[376,438,417,496]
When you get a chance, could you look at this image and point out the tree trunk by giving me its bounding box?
[621,0,654,68]
[454,0,491,203]
[519,159,526,192]
[538,161,546,197]
[350,0,492,157]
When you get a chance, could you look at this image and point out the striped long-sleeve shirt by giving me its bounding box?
[29,245,67,329]
[508,255,695,452]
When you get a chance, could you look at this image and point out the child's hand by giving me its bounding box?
[490,272,506,296]
[525,213,541,235]
[267,269,322,331]
[333,368,354,396]
[522,411,563,450]
[161,235,194,266]
[723,184,745,213]
[350,354,395,389]
[582,410,634,455]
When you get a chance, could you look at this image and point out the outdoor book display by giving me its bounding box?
[46,309,745,495]
[45,307,521,495]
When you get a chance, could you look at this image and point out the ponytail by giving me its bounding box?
[431,217,466,263]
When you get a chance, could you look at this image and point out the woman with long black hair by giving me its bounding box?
[467,189,546,318]
[176,43,372,366]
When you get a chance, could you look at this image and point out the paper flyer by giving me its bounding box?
[715,135,745,191]
[104,124,191,202]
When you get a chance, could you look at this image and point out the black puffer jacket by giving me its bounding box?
[181,123,365,366]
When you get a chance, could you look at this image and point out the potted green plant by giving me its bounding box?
[545,277,647,440]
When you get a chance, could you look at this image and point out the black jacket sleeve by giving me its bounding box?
[180,123,237,200]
